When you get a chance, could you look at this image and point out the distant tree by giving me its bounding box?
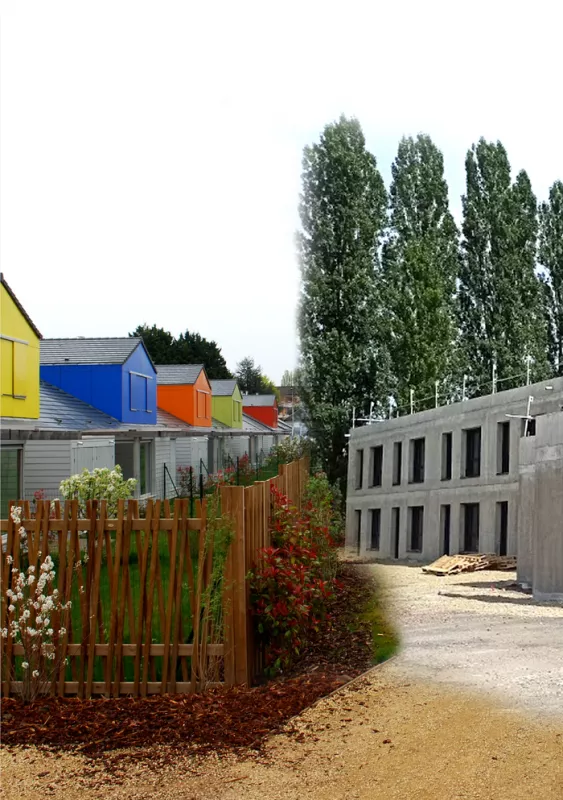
[280,369,294,387]
[458,139,549,392]
[297,115,389,487]
[382,134,459,409]
[235,357,278,397]
[539,180,563,375]
[130,325,231,379]
[130,324,176,364]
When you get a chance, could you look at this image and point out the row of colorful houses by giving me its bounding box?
[0,274,290,512]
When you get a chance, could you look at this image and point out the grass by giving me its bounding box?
[358,573,399,665]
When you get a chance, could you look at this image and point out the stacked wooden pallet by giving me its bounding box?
[422,553,517,575]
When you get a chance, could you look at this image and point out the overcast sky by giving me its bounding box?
[2,0,562,383]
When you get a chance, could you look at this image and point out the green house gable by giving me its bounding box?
[210,379,243,429]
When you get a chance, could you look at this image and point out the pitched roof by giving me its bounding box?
[242,413,275,433]
[155,365,205,385]
[210,379,238,397]
[242,394,277,407]
[40,337,153,367]
[0,381,200,434]
[0,273,42,339]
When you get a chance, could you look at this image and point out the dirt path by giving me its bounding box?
[2,563,563,800]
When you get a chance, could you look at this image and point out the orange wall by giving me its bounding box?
[157,370,212,427]
[243,404,278,429]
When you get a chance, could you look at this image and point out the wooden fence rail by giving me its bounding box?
[0,456,309,697]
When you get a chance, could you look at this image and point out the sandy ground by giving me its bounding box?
[2,563,563,800]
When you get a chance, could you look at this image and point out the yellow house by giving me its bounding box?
[0,274,42,418]
[210,379,243,428]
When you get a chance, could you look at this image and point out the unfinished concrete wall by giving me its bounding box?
[517,437,537,588]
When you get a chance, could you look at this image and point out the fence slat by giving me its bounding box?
[133,499,152,697]
[170,500,188,693]
[86,501,105,698]
[114,503,133,697]
[161,500,180,694]
[105,499,124,697]
[141,500,161,698]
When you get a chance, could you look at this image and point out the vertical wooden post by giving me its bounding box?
[220,485,248,686]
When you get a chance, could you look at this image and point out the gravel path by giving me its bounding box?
[2,562,563,799]
[370,563,563,720]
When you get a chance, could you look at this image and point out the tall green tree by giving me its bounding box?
[539,180,563,375]
[130,324,231,379]
[458,139,548,392]
[297,115,388,486]
[235,356,277,396]
[382,134,459,409]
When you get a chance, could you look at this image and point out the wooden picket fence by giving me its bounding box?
[0,456,309,698]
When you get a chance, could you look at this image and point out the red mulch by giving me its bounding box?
[1,564,374,767]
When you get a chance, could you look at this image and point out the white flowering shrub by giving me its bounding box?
[58,465,137,517]
[2,506,72,702]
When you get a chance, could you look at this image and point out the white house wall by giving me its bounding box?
[154,437,177,499]
[22,440,72,501]
[71,438,115,474]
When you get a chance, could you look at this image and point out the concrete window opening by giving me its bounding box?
[496,500,508,556]
[355,449,364,489]
[462,502,480,552]
[497,421,510,474]
[441,432,452,480]
[521,417,537,437]
[392,441,402,485]
[369,445,383,487]
[369,508,381,550]
[440,504,451,555]
[462,427,481,478]
[391,507,400,559]
[355,509,362,554]
[409,438,425,484]
[408,506,424,552]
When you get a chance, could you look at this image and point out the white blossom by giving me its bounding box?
[22,661,29,669]
[32,670,40,678]
[8,604,15,613]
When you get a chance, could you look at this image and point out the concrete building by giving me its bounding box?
[345,377,563,564]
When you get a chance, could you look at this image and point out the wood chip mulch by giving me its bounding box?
[1,563,376,768]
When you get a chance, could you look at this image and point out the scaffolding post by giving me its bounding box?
[410,389,414,415]
[435,380,439,409]
[525,355,532,385]
[462,374,467,401]
[492,361,497,394]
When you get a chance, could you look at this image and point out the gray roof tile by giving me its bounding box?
[155,365,205,385]
[40,337,149,366]
[210,379,238,396]
[242,394,277,407]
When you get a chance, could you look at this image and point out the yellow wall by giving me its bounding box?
[0,284,40,418]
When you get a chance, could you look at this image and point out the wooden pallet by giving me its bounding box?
[422,553,517,575]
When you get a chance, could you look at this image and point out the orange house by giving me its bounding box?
[242,394,278,429]
[155,364,212,427]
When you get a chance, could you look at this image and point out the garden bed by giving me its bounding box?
[1,563,392,768]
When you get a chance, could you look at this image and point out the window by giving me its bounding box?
[497,421,510,474]
[369,509,381,550]
[441,432,452,480]
[440,504,451,556]
[197,390,209,419]
[392,442,402,485]
[370,445,383,487]
[355,449,364,489]
[355,509,362,554]
[408,506,424,552]
[130,372,150,412]
[409,438,425,484]
[139,441,153,496]
[234,401,242,423]
[391,507,400,559]
[496,501,508,556]
[521,418,536,437]
[1,337,28,399]
[1,447,22,518]
[462,427,481,478]
[462,503,480,552]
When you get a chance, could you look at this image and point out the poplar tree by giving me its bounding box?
[382,134,459,410]
[297,115,388,486]
[458,139,548,392]
[539,180,563,375]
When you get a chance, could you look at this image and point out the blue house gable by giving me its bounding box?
[40,338,157,424]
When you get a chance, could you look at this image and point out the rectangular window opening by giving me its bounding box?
[369,508,381,550]
[370,445,383,487]
[408,506,424,552]
[391,507,400,559]
[392,442,402,486]
[521,418,536,437]
[497,421,510,474]
[496,501,508,556]
[441,432,452,480]
[462,502,480,552]
[440,504,451,556]
[355,449,364,490]
[462,427,481,478]
[355,509,362,554]
[409,438,425,484]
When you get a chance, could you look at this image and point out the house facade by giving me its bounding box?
[345,377,563,563]
[242,394,278,429]
[40,338,158,424]
[0,274,42,420]
[210,379,243,428]
[156,365,212,428]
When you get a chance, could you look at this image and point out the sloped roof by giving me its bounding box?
[210,379,238,397]
[40,337,153,368]
[0,381,198,434]
[0,273,42,339]
[242,394,277,407]
[277,419,293,433]
[242,413,275,433]
[155,364,205,385]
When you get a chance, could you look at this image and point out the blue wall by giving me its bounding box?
[121,346,157,424]
[40,343,157,424]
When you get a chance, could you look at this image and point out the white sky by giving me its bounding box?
[1,0,562,383]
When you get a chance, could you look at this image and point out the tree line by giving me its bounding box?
[130,325,279,396]
[297,116,563,485]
